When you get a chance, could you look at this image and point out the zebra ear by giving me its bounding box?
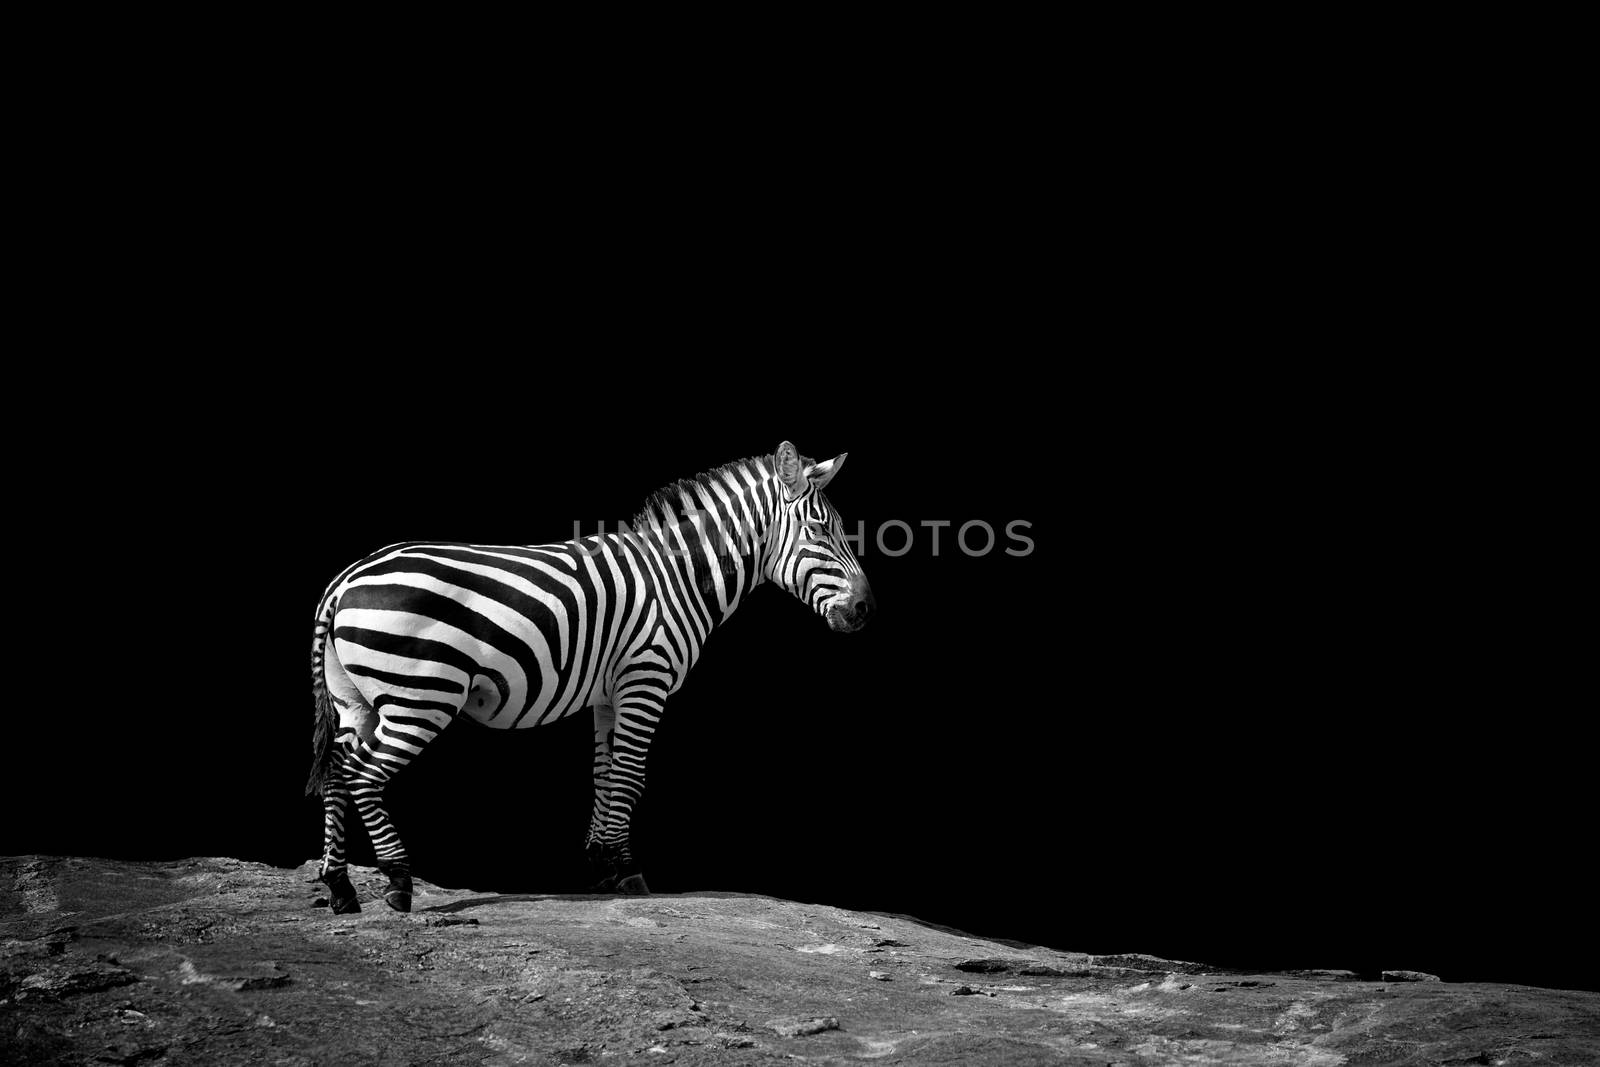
[776,441,805,494]
[806,453,846,490]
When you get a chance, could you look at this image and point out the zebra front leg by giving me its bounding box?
[595,697,662,895]
[317,751,361,914]
[585,703,618,890]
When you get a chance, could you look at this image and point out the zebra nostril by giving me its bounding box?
[855,599,871,619]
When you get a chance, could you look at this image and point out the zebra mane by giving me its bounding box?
[630,452,798,533]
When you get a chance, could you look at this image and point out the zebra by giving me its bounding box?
[306,441,874,913]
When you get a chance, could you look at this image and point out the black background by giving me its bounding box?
[8,360,1587,992]
[2,103,1586,991]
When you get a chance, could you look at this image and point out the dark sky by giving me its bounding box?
[7,364,1586,992]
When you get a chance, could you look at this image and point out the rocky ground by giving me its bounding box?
[3,857,1596,1065]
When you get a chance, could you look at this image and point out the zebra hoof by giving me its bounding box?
[616,873,651,895]
[587,874,620,893]
[378,866,413,912]
[320,869,361,914]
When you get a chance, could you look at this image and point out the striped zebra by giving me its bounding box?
[306,442,873,913]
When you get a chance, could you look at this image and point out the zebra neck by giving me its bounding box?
[634,482,778,633]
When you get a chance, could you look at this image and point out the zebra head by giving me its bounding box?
[766,441,875,633]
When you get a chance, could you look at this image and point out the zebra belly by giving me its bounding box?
[459,673,602,728]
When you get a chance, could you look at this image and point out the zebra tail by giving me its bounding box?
[306,596,338,797]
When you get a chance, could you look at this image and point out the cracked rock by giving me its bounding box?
[1383,969,1442,983]
[1,856,1594,1066]
[15,962,138,1000]
[953,957,1015,973]
[767,1015,840,1037]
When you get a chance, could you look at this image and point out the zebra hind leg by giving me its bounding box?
[317,751,361,914]
[345,712,451,912]
[348,757,413,912]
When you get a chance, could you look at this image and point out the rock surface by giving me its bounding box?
[2,856,1596,1065]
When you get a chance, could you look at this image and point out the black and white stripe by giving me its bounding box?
[307,442,873,910]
